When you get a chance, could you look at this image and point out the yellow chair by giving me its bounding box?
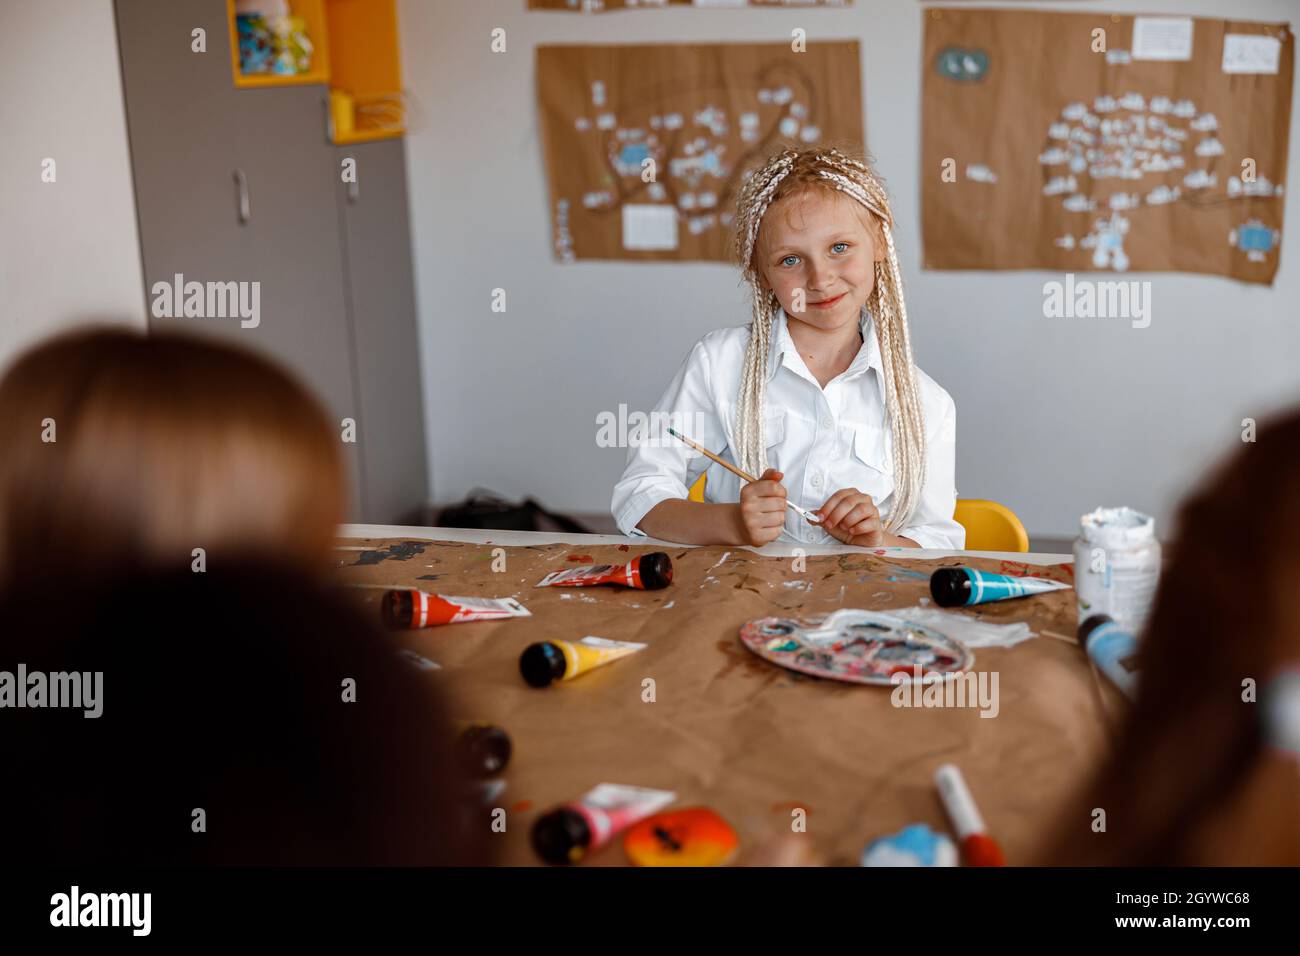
[688,473,707,502]
[953,498,1029,553]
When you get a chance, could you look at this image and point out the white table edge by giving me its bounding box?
[339,523,1071,566]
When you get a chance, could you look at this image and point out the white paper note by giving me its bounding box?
[622,204,679,251]
[1132,17,1194,62]
[1222,34,1282,74]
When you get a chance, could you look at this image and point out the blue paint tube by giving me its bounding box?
[861,823,957,867]
[1079,614,1139,700]
[930,567,1071,608]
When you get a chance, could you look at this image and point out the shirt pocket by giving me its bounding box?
[763,412,786,451]
[756,411,787,479]
[842,424,895,504]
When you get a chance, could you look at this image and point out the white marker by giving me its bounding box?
[934,763,1004,866]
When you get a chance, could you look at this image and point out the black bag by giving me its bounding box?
[435,489,593,534]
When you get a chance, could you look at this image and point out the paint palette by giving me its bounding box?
[740,608,973,685]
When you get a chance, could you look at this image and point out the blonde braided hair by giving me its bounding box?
[731,146,926,534]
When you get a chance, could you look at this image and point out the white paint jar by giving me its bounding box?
[1073,506,1162,635]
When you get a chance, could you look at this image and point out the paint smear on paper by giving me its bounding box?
[354,541,428,565]
[889,567,931,581]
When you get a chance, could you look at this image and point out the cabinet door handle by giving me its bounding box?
[233,170,250,225]
[347,177,360,204]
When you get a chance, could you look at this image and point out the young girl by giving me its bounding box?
[612,146,963,549]
[1040,409,1300,866]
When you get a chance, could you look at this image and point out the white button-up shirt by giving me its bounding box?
[611,307,965,549]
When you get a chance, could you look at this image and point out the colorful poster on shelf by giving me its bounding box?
[529,0,851,11]
[921,8,1293,284]
[537,41,864,263]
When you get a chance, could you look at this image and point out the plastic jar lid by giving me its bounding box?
[1079,506,1156,547]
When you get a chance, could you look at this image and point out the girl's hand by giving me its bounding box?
[738,468,787,546]
[816,488,886,547]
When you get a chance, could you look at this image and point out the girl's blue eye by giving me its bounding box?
[781,255,799,267]
[832,242,849,254]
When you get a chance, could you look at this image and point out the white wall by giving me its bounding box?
[0,0,146,375]
[404,0,1300,538]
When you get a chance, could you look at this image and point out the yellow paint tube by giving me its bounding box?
[519,636,646,688]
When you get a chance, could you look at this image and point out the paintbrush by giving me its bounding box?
[666,427,822,524]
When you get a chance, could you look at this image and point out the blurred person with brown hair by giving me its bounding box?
[1041,409,1300,866]
[0,328,344,590]
[0,561,489,865]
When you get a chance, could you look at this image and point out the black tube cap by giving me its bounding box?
[930,567,973,608]
[531,808,591,865]
[637,552,673,589]
[458,724,512,777]
[1078,613,1114,645]
[519,641,566,688]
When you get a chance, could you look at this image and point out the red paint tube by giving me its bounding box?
[382,590,531,629]
[531,784,677,865]
[535,552,672,590]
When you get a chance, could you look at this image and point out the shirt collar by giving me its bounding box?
[766,305,882,385]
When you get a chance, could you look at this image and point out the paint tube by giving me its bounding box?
[519,636,646,688]
[930,567,1071,607]
[861,824,957,867]
[1079,614,1139,700]
[381,590,530,629]
[531,783,676,865]
[456,722,512,777]
[1073,506,1162,633]
[535,552,672,590]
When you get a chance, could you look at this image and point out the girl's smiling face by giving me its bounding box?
[756,188,883,333]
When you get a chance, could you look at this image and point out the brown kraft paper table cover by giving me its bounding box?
[334,538,1116,866]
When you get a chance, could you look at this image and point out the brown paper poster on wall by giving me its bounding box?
[922,9,1293,284]
[529,0,852,11]
[537,42,864,263]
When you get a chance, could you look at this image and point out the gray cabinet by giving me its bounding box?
[114,0,427,524]
[336,140,429,524]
